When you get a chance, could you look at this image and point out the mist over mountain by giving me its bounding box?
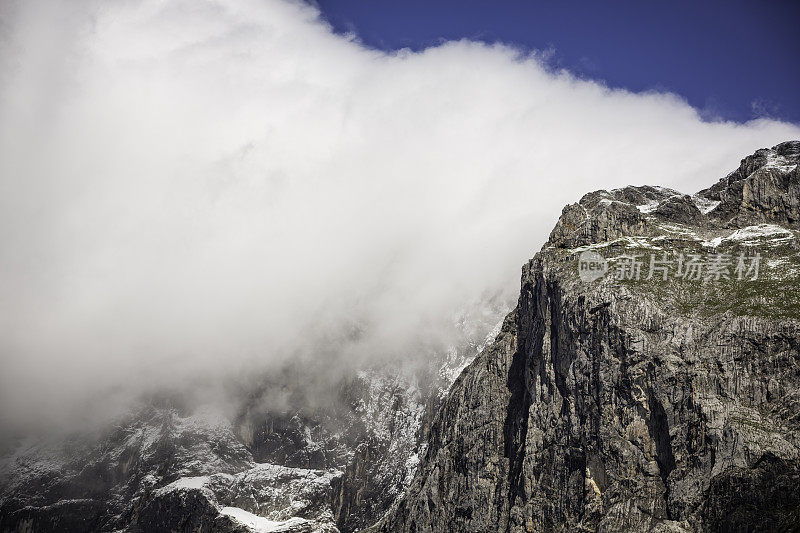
[3,137,798,532]
[1,2,799,532]
[1,0,798,434]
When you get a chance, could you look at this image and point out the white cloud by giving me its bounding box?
[0,0,797,429]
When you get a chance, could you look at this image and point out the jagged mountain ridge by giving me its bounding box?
[376,141,800,532]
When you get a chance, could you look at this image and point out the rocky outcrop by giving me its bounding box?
[135,465,341,532]
[377,142,800,532]
[699,140,800,228]
[1,407,341,532]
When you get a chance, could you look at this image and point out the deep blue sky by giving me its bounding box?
[316,0,800,124]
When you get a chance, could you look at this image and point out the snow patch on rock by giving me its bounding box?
[637,199,661,214]
[220,506,308,532]
[159,476,210,492]
[692,195,720,214]
[702,224,794,248]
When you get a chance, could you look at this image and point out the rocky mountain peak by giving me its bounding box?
[699,140,800,228]
[547,141,800,251]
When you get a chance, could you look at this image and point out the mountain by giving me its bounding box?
[0,297,508,532]
[375,141,800,532]
[2,142,798,533]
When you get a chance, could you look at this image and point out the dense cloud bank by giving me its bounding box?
[1,0,798,431]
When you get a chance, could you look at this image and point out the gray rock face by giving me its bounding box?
[699,140,800,228]
[1,406,340,532]
[378,142,800,532]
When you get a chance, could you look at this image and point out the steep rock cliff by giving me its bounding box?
[378,141,800,532]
